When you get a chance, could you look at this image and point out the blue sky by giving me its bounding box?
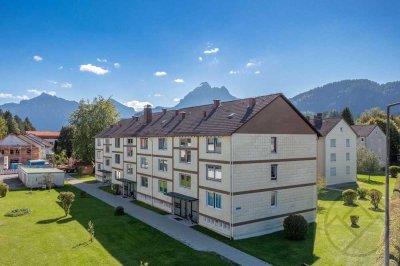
[0,0,399,109]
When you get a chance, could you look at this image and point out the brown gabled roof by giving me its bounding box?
[309,118,342,136]
[96,93,318,138]
[351,125,378,137]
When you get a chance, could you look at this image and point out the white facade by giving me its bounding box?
[357,126,386,165]
[317,119,357,186]
[18,166,65,188]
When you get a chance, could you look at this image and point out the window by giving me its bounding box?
[105,145,110,153]
[27,149,31,154]
[105,159,110,166]
[179,174,191,188]
[180,138,191,147]
[159,180,167,193]
[361,137,364,142]
[140,138,148,149]
[141,176,148,187]
[271,164,278,181]
[158,159,168,172]
[206,165,222,181]
[207,137,222,153]
[97,163,101,170]
[105,138,110,144]
[127,138,134,144]
[97,151,101,159]
[115,138,121,148]
[271,137,277,153]
[271,191,277,207]
[346,152,350,161]
[330,153,336,162]
[330,139,336,147]
[97,138,101,146]
[346,139,350,147]
[180,150,192,163]
[346,165,350,175]
[115,154,121,164]
[115,170,121,180]
[10,150,14,155]
[330,167,336,177]
[140,157,148,169]
[127,146,134,157]
[127,164,133,174]
[16,149,20,154]
[158,138,167,150]
[206,192,222,209]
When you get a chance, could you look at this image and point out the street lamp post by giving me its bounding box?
[385,102,400,266]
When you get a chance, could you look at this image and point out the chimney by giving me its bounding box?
[314,113,323,128]
[213,99,220,108]
[180,112,186,120]
[175,110,179,116]
[203,110,207,118]
[248,98,256,108]
[143,104,152,124]
[162,108,167,115]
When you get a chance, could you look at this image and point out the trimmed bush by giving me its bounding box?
[342,189,358,205]
[5,208,31,217]
[111,184,120,195]
[0,183,8,197]
[114,206,125,216]
[368,189,383,210]
[357,188,369,199]
[350,215,359,226]
[283,214,308,240]
[389,166,400,178]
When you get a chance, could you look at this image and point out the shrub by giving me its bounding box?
[114,206,125,216]
[389,166,400,178]
[5,208,31,217]
[368,189,383,210]
[283,214,308,240]
[0,183,8,197]
[88,220,95,242]
[57,191,75,216]
[357,188,369,199]
[342,189,358,205]
[350,215,359,226]
[111,184,120,195]
[80,191,87,198]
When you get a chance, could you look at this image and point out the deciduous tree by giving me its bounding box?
[357,146,381,181]
[57,191,75,216]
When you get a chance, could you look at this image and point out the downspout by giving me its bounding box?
[230,135,234,240]
[151,138,154,206]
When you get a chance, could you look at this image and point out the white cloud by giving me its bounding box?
[47,80,58,85]
[125,100,153,110]
[174,78,184,83]
[173,98,181,102]
[61,82,72,88]
[33,55,43,62]
[154,71,167,77]
[254,70,261,75]
[198,56,203,62]
[58,66,63,70]
[154,93,163,97]
[114,62,121,69]
[27,89,56,96]
[203,48,219,54]
[246,60,261,68]
[229,70,240,75]
[0,93,29,100]
[79,64,109,75]
[97,58,107,63]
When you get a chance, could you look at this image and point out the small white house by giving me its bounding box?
[18,166,65,188]
[351,125,386,165]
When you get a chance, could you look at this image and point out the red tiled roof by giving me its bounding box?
[25,131,60,138]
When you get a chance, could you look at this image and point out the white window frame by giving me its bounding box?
[271,191,278,207]
[140,138,148,149]
[127,138,134,144]
[141,176,148,187]
[179,174,191,189]
[158,138,167,150]
[127,164,133,174]
[158,159,168,172]
[140,157,149,169]
[115,170,121,180]
[180,149,192,164]
[127,146,134,157]
[346,165,351,175]
[271,137,277,153]
[346,139,350,147]
[206,191,222,209]
[346,152,350,161]
[206,137,222,153]
[115,154,121,164]
[159,180,167,193]
[179,138,192,148]
[330,139,336,148]
[271,164,278,181]
[206,165,222,181]
[96,151,101,159]
[330,167,336,177]
[330,153,336,162]
[115,138,121,148]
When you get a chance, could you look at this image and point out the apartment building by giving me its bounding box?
[351,125,386,165]
[95,94,320,239]
[310,114,357,186]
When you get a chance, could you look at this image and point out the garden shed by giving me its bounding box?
[18,166,65,188]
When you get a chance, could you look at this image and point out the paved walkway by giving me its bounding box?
[66,177,269,266]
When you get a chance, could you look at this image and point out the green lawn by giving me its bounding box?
[131,200,169,215]
[194,174,396,266]
[68,173,98,184]
[0,184,228,265]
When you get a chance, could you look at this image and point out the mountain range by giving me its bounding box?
[1,79,398,130]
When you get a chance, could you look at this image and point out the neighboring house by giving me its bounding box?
[351,125,386,164]
[25,131,60,145]
[95,93,320,239]
[309,114,357,186]
[0,134,40,167]
[20,134,54,158]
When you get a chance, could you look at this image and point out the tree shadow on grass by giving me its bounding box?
[36,216,64,224]
[369,207,384,213]
[72,240,91,249]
